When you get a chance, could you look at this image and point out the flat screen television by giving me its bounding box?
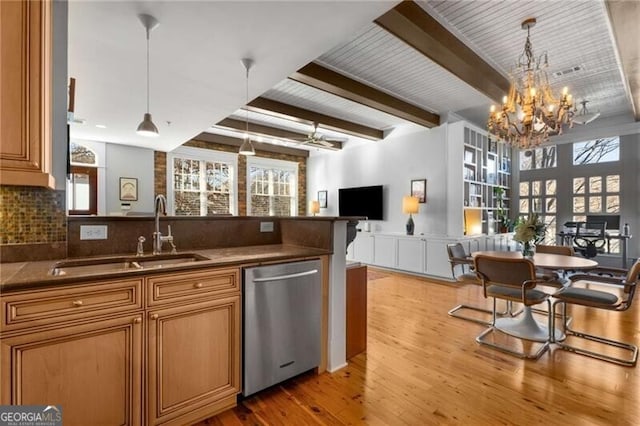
[338,185,383,220]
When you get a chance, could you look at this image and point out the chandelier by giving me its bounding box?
[487,18,574,149]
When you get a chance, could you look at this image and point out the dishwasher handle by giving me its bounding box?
[251,269,319,283]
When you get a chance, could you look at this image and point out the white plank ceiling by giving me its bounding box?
[204,0,636,150]
[422,0,631,119]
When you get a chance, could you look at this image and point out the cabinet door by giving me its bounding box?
[0,0,54,188]
[353,233,374,264]
[396,237,424,273]
[147,295,240,426]
[373,235,396,268]
[425,240,453,278]
[0,314,142,426]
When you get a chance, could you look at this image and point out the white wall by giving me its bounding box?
[52,0,68,189]
[307,125,448,236]
[104,144,155,214]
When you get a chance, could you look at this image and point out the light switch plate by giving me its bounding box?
[80,225,108,240]
[260,221,274,232]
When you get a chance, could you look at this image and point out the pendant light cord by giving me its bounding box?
[146,29,150,114]
[245,66,249,136]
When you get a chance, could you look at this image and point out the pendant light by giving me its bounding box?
[136,14,160,137]
[239,58,256,156]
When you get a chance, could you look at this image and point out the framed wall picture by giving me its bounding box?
[318,190,328,208]
[119,177,138,201]
[411,179,427,203]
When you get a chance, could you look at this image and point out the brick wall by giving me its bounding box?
[155,139,307,216]
[154,151,166,197]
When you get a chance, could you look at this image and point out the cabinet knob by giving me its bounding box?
[133,317,142,324]
[150,314,159,320]
[194,282,204,289]
[72,300,83,307]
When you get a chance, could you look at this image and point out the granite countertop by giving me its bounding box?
[0,244,331,292]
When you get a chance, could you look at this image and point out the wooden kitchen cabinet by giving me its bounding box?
[0,313,143,426]
[146,267,239,307]
[1,277,143,333]
[346,263,367,359]
[145,267,241,425]
[146,294,241,426]
[0,265,242,425]
[0,0,55,188]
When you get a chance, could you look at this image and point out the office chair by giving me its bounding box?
[573,221,607,258]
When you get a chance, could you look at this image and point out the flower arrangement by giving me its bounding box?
[513,214,546,257]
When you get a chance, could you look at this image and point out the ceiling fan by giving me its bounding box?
[293,122,345,148]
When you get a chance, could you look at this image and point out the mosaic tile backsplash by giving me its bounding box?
[0,186,67,244]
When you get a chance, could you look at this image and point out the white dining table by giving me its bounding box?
[471,251,598,342]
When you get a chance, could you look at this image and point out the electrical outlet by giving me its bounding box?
[260,221,274,233]
[80,225,108,240]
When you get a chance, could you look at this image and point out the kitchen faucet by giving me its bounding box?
[153,194,176,255]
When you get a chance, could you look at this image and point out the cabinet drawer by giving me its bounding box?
[1,278,143,332]
[146,268,239,306]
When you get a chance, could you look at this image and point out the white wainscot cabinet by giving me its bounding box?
[348,232,374,264]
[424,239,452,278]
[484,233,515,251]
[349,233,492,280]
[396,237,425,273]
[373,235,396,268]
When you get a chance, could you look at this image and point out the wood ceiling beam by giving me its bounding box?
[217,118,307,140]
[192,132,310,157]
[606,0,640,120]
[289,62,440,128]
[374,1,510,104]
[247,97,384,141]
[215,118,342,151]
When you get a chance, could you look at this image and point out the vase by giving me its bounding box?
[521,240,536,258]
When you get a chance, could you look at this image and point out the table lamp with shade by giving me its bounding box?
[310,200,320,216]
[402,196,419,235]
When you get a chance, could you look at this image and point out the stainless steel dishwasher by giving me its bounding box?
[243,259,321,396]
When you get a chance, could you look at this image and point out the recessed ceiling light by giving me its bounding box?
[95,124,107,128]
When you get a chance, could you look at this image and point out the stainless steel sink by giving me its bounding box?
[135,253,210,269]
[49,253,210,276]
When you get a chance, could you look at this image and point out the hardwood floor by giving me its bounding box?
[199,268,639,425]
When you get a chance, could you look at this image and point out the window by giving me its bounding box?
[519,146,557,170]
[167,147,237,216]
[67,166,97,215]
[67,142,98,215]
[573,174,620,221]
[573,137,620,164]
[247,157,298,216]
[572,174,620,252]
[70,142,97,165]
[519,179,557,244]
